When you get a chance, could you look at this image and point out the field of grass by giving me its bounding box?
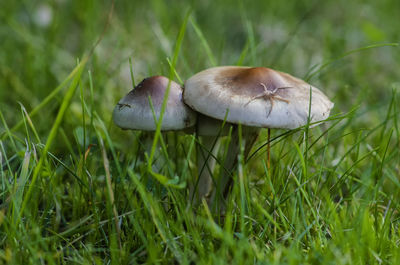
[1,0,400,264]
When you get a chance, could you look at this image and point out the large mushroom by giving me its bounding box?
[183,66,334,208]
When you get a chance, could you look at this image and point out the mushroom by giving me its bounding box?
[113,75,197,175]
[112,75,224,202]
[183,66,334,208]
[113,75,196,131]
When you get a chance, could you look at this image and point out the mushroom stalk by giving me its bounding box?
[189,135,220,204]
[208,128,239,211]
[209,126,259,212]
[189,114,230,205]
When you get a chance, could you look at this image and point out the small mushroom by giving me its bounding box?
[184,66,334,208]
[113,76,197,175]
[113,75,229,204]
[113,75,196,130]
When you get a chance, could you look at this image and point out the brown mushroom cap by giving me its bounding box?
[184,66,334,129]
[113,76,196,131]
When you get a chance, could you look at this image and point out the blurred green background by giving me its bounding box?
[1,0,399,129]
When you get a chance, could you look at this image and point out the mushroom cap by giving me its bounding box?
[113,76,196,131]
[184,66,334,129]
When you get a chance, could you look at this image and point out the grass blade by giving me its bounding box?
[18,57,88,222]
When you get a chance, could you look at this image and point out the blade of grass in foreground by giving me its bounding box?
[99,135,122,259]
[128,169,183,262]
[147,10,190,186]
[11,146,31,224]
[166,58,183,84]
[17,57,88,224]
[0,111,17,151]
[0,58,89,140]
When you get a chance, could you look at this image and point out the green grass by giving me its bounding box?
[1,0,400,264]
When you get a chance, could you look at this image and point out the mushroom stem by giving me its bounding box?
[209,126,259,212]
[189,136,220,204]
[211,127,239,211]
[188,114,231,205]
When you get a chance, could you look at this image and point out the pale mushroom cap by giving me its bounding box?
[113,76,196,131]
[184,66,334,129]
